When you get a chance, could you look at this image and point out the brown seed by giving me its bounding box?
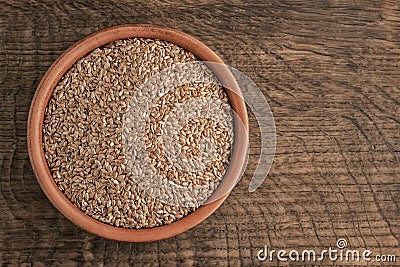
[42,37,233,229]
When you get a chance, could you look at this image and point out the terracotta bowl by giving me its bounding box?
[28,24,248,242]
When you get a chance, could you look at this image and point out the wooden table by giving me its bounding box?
[1,1,399,266]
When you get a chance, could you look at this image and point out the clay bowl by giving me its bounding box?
[28,24,248,242]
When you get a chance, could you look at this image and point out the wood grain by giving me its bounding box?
[1,0,399,266]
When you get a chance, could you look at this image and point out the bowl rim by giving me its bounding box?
[27,24,249,242]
